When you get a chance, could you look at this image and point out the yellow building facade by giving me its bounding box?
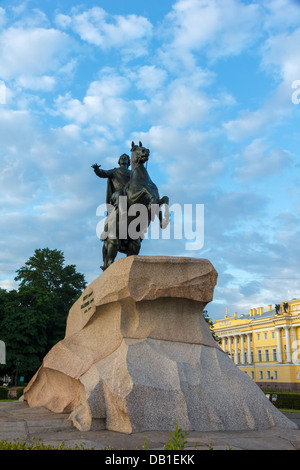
[213,298,300,391]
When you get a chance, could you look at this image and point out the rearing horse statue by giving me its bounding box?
[94,141,169,270]
[127,141,169,228]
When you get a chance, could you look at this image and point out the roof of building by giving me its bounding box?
[239,310,276,321]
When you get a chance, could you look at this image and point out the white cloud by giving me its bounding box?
[0,280,18,291]
[54,73,131,138]
[261,28,300,83]
[0,6,6,28]
[56,6,152,58]
[234,139,293,182]
[223,23,300,143]
[132,65,168,93]
[0,26,74,90]
[162,0,262,65]
[262,0,300,31]
[223,79,294,142]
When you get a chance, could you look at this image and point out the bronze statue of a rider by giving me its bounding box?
[92,153,130,215]
[92,153,132,270]
[92,142,169,271]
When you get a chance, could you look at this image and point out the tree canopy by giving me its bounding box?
[0,248,86,382]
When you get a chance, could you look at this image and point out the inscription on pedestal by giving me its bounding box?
[81,291,94,313]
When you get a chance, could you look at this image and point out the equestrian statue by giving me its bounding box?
[92,141,169,270]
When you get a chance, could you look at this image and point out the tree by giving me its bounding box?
[0,288,48,377]
[203,309,220,343]
[0,248,86,380]
[15,248,86,350]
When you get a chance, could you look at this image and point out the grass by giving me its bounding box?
[0,422,196,451]
[0,438,95,450]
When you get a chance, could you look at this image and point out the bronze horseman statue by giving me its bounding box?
[92,141,169,270]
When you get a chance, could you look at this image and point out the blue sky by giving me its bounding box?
[0,0,300,321]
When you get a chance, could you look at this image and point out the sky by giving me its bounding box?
[0,0,300,321]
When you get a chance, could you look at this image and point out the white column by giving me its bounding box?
[222,337,226,352]
[291,327,297,360]
[284,326,291,363]
[234,335,238,364]
[228,335,232,360]
[247,333,252,364]
[240,334,245,364]
[276,327,282,363]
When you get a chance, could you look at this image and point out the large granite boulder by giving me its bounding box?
[23,256,296,433]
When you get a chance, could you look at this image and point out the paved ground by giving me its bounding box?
[1,401,300,450]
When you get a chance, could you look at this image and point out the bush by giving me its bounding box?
[0,386,25,400]
[265,391,300,410]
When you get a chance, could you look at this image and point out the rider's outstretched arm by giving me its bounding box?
[92,164,113,179]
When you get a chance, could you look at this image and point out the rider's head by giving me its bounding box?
[118,153,130,168]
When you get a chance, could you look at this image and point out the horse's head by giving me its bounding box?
[131,141,150,168]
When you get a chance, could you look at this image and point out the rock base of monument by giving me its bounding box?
[23,256,296,433]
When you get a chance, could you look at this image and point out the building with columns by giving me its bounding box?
[213,298,300,391]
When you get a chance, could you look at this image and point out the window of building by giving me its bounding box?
[266,370,270,379]
[271,332,275,339]
[259,371,263,379]
[274,370,277,380]
[251,371,254,380]
[264,332,268,340]
[272,349,277,361]
[258,350,262,362]
[265,349,269,361]
[257,333,260,340]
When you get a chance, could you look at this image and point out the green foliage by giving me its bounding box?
[163,421,188,450]
[203,309,220,343]
[0,438,94,450]
[0,248,86,380]
[264,391,300,410]
[0,386,25,400]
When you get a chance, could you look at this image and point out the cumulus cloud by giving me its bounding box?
[262,0,300,31]
[234,139,293,182]
[131,65,168,94]
[161,0,262,67]
[56,6,153,58]
[0,26,75,90]
[223,12,300,142]
[54,72,133,141]
[261,27,300,83]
